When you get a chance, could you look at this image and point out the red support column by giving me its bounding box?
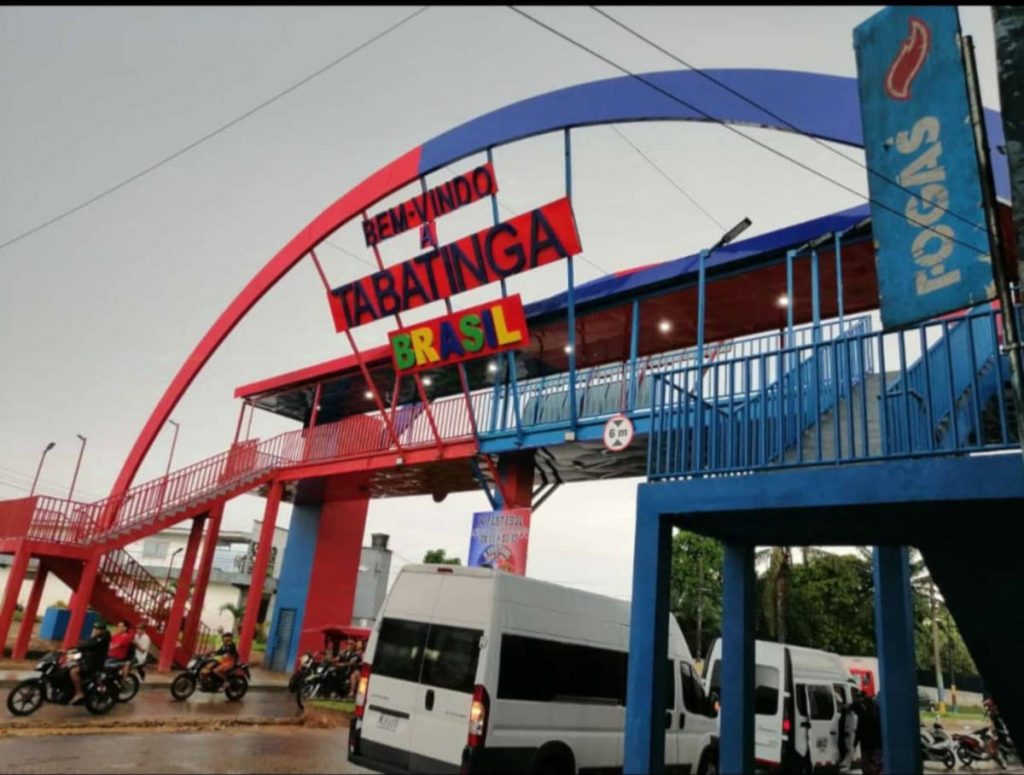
[13,564,48,659]
[238,481,282,663]
[498,450,535,508]
[296,475,370,657]
[63,556,99,649]
[0,544,31,656]
[158,516,205,672]
[182,506,223,655]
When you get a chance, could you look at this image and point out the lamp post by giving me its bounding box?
[156,420,180,515]
[29,442,56,496]
[165,546,184,587]
[67,434,87,501]
[695,218,752,467]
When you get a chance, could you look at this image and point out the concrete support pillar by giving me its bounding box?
[0,544,31,655]
[238,481,282,662]
[496,450,535,508]
[13,565,48,659]
[158,516,205,672]
[297,477,370,658]
[183,506,223,654]
[873,546,922,775]
[623,499,672,774]
[63,556,100,649]
[720,543,756,775]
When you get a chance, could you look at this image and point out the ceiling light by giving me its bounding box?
[658,319,672,333]
[364,391,374,399]
[421,377,433,386]
[777,295,789,308]
[487,362,498,373]
[564,345,573,354]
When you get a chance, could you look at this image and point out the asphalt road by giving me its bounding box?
[0,727,374,774]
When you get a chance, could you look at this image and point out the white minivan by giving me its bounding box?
[703,638,859,772]
[348,564,719,774]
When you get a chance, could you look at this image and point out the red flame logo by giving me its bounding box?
[885,16,931,100]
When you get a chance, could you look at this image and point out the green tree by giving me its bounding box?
[423,549,461,565]
[785,553,876,655]
[220,602,245,631]
[668,531,723,661]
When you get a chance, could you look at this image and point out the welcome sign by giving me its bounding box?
[328,197,581,332]
[468,509,531,575]
[389,295,529,376]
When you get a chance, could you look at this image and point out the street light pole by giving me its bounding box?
[165,547,184,587]
[164,420,180,482]
[29,442,56,496]
[67,434,87,501]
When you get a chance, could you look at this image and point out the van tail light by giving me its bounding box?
[354,663,372,718]
[782,717,792,734]
[467,684,490,748]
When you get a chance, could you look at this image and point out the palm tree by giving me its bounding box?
[755,547,792,643]
[219,602,245,632]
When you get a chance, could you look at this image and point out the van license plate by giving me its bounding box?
[376,714,400,732]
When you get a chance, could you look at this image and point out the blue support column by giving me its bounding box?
[811,249,821,344]
[872,546,922,775]
[564,128,578,430]
[720,543,756,775]
[834,232,846,329]
[695,249,709,468]
[624,494,672,774]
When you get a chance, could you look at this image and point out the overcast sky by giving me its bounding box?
[0,6,1004,600]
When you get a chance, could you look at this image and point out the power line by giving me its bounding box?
[0,7,430,254]
[508,6,991,258]
[590,5,991,237]
[608,124,727,231]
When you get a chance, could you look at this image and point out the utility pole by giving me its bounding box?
[929,581,945,709]
[696,554,704,663]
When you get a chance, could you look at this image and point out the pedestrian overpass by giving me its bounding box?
[1,68,1021,773]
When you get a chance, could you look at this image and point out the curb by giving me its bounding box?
[0,715,305,737]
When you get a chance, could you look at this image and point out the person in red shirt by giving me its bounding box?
[106,620,135,677]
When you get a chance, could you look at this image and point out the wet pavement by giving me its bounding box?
[3,688,297,725]
[0,727,374,774]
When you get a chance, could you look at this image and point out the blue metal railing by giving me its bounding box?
[648,306,1015,481]
[477,316,872,436]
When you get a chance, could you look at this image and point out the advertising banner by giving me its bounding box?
[854,6,995,329]
[468,508,531,575]
[389,294,529,376]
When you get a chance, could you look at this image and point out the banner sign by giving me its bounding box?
[389,294,529,376]
[362,163,499,247]
[329,197,581,332]
[468,509,531,575]
[854,6,995,329]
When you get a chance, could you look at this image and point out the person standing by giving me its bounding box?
[853,693,883,775]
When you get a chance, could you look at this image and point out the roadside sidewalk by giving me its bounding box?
[0,660,290,690]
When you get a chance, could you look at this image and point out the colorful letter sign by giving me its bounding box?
[389,295,529,376]
[362,163,499,247]
[468,509,531,575]
[854,6,995,329]
[328,197,581,331]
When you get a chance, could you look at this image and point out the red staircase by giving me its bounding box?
[0,391,480,665]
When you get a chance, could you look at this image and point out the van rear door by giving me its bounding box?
[362,617,431,771]
[753,642,786,767]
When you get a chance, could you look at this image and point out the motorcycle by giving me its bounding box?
[170,656,250,702]
[288,651,318,695]
[107,656,147,703]
[6,649,122,716]
[295,657,353,710]
[955,726,1008,769]
[920,722,957,770]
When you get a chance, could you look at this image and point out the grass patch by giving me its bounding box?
[309,699,355,714]
[921,709,988,724]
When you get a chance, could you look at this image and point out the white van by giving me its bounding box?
[348,564,719,774]
[703,639,859,772]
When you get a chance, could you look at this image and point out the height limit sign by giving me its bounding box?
[603,414,635,452]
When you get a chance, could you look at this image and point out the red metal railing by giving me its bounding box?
[96,548,215,660]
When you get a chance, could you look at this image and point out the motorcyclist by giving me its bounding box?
[106,620,134,677]
[200,631,239,687]
[69,619,111,705]
[346,639,365,699]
